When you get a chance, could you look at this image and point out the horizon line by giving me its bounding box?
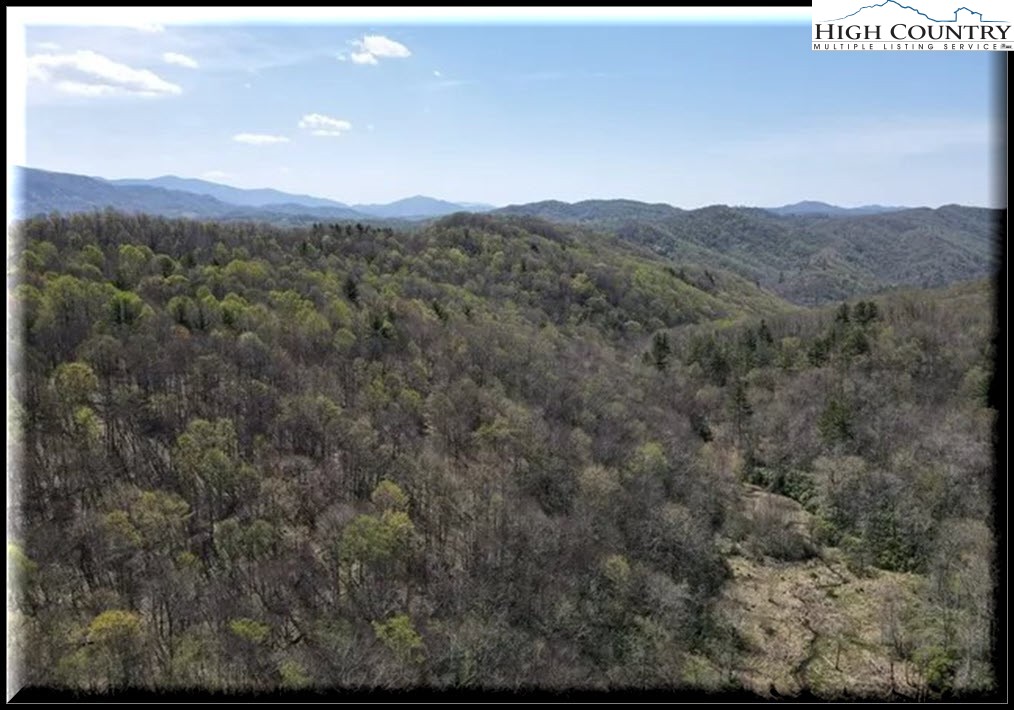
[12,165,995,212]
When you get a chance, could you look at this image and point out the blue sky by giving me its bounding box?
[19,21,1000,207]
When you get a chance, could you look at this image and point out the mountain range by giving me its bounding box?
[12,166,998,306]
[765,201,907,217]
[14,168,495,223]
[494,199,998,305]
[15,167,912,224]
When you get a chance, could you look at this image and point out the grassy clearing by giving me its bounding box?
[717,485,926,698]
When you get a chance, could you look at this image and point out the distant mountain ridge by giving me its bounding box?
[108,175,353,210]
[14,167,494,223]
[497,199,685,223]
[19,166,916,223]
[495,198,999,306]
[496,199,910,221]
[766,201,908,217]
[14,168,370,222]
[111,176,495,218]
[352,195,495,219]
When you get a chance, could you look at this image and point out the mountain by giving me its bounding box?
[108,175,351,210]
[111,175,492,219]
[18,168,495,223]
[352,195,488,219]
[496,199,1000,306]
[766,201,907,217]
[15,167,239,219]
[15,167,374,222]
[497,199,684,223]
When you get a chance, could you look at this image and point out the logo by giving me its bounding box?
[812,0,1013,50]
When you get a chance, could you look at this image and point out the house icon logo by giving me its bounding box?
[826,1,1005,23]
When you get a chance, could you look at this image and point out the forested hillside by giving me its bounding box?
[8,211,997,697]
[496,201,999,306]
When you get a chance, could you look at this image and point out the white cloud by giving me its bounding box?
[298,113,352,137]
[163,52,199,69]
[27,50,182,97]
[357,35,411,58]
[345,34,411,65]
[349,51,378,65]
[433,69,442,77]
[232,133,290,145]
[202,170,232,180]
[52,81,117,97]
[36,41,60,51]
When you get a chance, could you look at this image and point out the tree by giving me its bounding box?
[817,395,854,446]
[854,300,879,325]
[173,419,255,552]
[86,609,145,688]
[647,331,672,372]
[373,614,424,663]
[53,361,99,407]
[835,302,851,324]
[727,378,753,451]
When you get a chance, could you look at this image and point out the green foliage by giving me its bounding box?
[914,645,958,695]
[817,396,854,445]
[87,610,142,645]
[103,510,142,549]
[173,419,246,509]
[116,244,151,289]
[627,441,668,482]
[752,467,814,508]
[686,334,731,386]
[278,659,311,689]
[228,618,270,644]
[216,518,277,562]
[840,328,870,358]
[340,511,415,566]
[72,406,102,443]
[8,543,38,582]
[371,480,410,512]
[726,380,752,424]
[53,362,98,405]
[807,336,832,367]
[601,554,631,588]
[108,289,147,327]
[853,300,879,325]
[373,615,424,663]
[647,331,672,372]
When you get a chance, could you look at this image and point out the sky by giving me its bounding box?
[13,13,1003,208]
